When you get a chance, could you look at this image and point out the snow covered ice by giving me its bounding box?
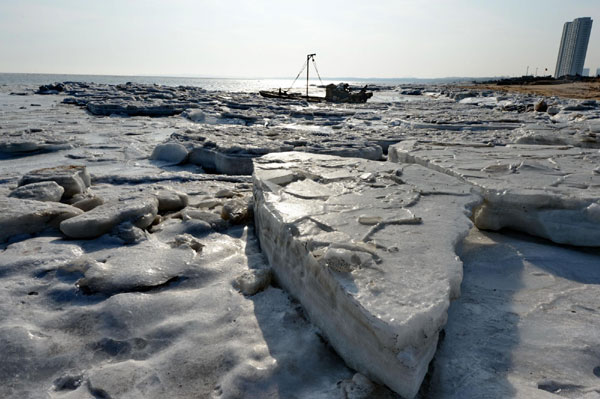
[429,229,600,398]
[0,81,599,398]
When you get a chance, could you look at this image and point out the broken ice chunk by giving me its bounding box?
[60,195,159,239]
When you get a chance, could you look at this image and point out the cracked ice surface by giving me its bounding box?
[253,151,481,398]
[390,140,600,246]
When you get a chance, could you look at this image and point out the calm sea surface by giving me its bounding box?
[0,73,422,93]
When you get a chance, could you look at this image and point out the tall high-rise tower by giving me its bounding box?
[554,17,593,78]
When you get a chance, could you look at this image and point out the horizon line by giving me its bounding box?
[0,71,513,81]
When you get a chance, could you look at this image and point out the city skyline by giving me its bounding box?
[1,1,599,79]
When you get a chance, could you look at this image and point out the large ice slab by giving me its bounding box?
[74,236,197,295]
[390,140,600,246]
[0,197,83,242]
[9,181,64,202]
[59,81,205,117]
[19,165,91,199]
[167,125,384,175]
[252,152,480,398]
[0,128,79,155]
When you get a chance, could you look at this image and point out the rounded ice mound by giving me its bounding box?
[9,181,64,202]
[182,109,206,122]
[150,143,189,164]
[75,239,195,295]
[154,188,189,212]
[60,195,159,239]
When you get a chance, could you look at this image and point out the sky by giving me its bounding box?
[1,0,599,79]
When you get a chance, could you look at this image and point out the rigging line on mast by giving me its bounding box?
[287,60,308,92]
[311,58,324,85]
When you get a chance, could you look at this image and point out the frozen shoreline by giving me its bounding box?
[1,82,599,398]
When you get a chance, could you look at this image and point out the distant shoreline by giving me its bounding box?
[4,72,600,100]
[460,80,600,100]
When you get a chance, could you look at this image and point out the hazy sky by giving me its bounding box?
[1,0,599,78]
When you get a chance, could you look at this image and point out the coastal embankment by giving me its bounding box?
[462,79,600,100]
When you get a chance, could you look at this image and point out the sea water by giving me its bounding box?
[0,73,421,93]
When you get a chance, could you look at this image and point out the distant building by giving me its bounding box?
[554,17,593,78]
[597,67,600,77]
[583,68,590,76]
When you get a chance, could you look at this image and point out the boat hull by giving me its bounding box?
[259,91,326,102]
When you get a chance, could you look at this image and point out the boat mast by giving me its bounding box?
[306,53,316,99]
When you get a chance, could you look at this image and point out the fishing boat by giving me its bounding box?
[259,54,373,103]
[259,89,325,103]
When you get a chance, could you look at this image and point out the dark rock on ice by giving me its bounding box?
[534,99,548,112]
[324,83,373,103]
[400,89,423,95]
[221,198,253,224]
[36,83,65,95]
[53,374,83,391]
